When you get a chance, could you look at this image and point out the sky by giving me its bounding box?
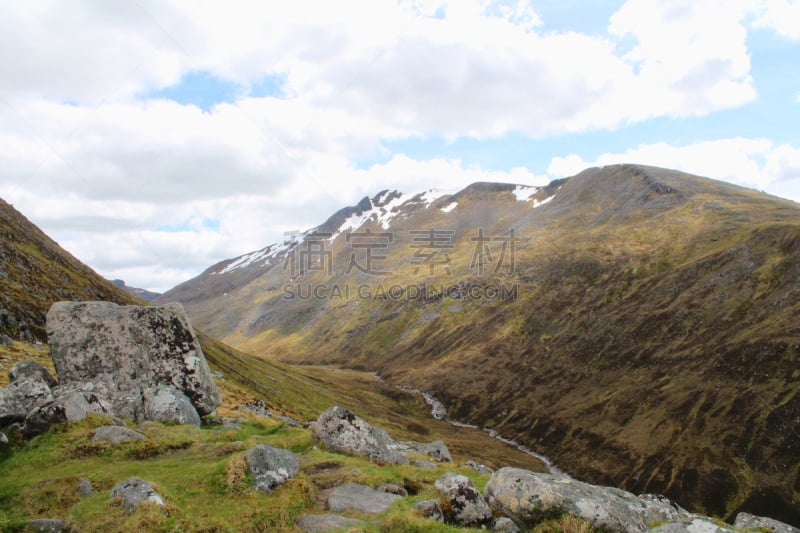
[1,0,799,293]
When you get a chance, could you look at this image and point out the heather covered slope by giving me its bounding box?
[160,164,800,523]
[0,198,139,341]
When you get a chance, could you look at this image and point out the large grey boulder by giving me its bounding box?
[295,514,367,532]
[92,426,146,444]
[312,406,408,464]
[0,363,55,426]
[244,444,298,493]
[109,477,165,513]
[142,386,201,427]
[435,473,493,527]
[734,512,800,533]
[327,482,402,514]
[484,467,686,532]
[47,301,220,420]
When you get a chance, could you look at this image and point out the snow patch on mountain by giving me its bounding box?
[533,195,555,208]
[215,233,304,275]
[441,201,458,213]
[513,185,539,201]
[329,188,452,241]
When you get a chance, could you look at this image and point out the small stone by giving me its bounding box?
[410,459,438,469]
[465,460,493,474]
[25,519,69,532]
[109,477,165,513]
[244,444,298,493]
[78,478,94,497]
[493,517,521,532]
[414,500,444,522]
[377,483,408,497]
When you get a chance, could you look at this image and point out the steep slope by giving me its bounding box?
[160,164,800,523]
[0,198,139,340]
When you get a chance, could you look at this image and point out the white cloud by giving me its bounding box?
[752,0,800,39]
[0,0,798,292]
[548,137,800,197]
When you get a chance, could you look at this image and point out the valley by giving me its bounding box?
[161,165,800,523]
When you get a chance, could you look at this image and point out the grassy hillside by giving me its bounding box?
[0,198,139,341]
[162,165,800,524]
[0,335,562,532]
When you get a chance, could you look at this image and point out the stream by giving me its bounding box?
[396,384,567,477]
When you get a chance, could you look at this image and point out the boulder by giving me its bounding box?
[312,406,407,464]
[295,514,367,532]
[327,483,401,514]
[651,515,736,532]
[92,426,146,444]
[109,477,165,513]
[434,473,493,527]
[142,386,201,427]
[414,500,444,522]
[734,512,800,533]
[400,439,452,462]
[0,361,58,426]
[484,467,687,532]
[22,389,108,438]
[244,444,298,493]
[47,301,220,420]
[8,361,57,388]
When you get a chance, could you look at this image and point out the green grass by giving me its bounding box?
[1,413,559,532]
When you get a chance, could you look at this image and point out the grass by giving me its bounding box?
[0,334,577,531]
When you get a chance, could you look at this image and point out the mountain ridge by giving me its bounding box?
[159,164,800,523]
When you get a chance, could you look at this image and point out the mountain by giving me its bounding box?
[111,279,161,302]
[159,164,800,523]
[0,198,140,341]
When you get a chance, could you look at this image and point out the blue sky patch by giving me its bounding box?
[145,71,241,111]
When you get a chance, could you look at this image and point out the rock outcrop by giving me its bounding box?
[244,444,298,494]
[47,301,220,421]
